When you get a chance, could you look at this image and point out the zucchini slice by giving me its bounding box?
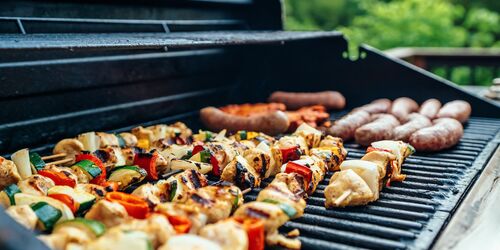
[108,166,147,190]
[15,193,74,222]
[29,152,46,171]
[0,184,21,206]
[72,160,102,179]
[54,218,105,238]
[30,201,62,232]
[48,186,96,215]
[11,148,32,179]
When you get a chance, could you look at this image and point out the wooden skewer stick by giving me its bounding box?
[242,188,251,195]
[41,153,67,161]
[334,189,352,206]
[46,158,73,166]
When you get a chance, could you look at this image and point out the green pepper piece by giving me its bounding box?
[29,152,46,171]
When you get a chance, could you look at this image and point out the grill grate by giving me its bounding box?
[246,116,500,250]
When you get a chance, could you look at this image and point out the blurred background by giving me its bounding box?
[285,0,499,89]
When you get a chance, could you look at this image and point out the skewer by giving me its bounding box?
[46,158,73,166]
[333,190,352,206]
[41,153,67,160]
[241,188,251,195]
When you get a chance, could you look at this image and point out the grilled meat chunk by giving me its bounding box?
[164,169,209,203]
[199,220,248,250]
[233,201,289,234]
[5,205,37,230]
[184,185,242,223]
[257,180,306,219]
[17,174,55,196]
[221,155,260,189]
[84,200,129,227]
[0,157,21,190]
[324,169,373,207]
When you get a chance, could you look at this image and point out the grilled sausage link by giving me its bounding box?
[268,91,345,110]
[436,100,471,123]
[409,118,463,151]
[390,97,419,122]
[392,113,432,141]
[200,107,289,136]
[353,98,392,114]
[419,99,442,119]
[327,110,371,141]
[354,114,400,146]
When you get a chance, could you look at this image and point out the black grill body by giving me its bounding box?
[0,1,499,250]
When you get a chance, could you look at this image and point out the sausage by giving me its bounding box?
[436,100,471,123]
[200,107,289,135]
[392,113,432,141]
[268,91,345,110]
[390,97,419,122]
[354,114,400,146]
[353,98,392,114]
[409,118,463,151]
[327,110,371,141]
[419,99,441,119]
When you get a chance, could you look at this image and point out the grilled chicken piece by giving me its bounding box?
[44,165,78,185]
[76,184,107,200]
[243,147,271,178]
[293,123,323,149]
[266,231,301,250]
[319,135,344,148]
[155,202,208,234]
[253,142,283,177]
[310,146,346,171]
[113,214,175,248]
[361,151,396,189]
[85,228,153,250]
[183,185,243,223]
[205,141,239,171]
[164,169,209,203]
[94,146,127,169]
[0,157,21,190]
[339,160,380,201]
[84,200,129,227]
[53,139,84,165]
[199,220,248,250]
[131,126,155,143]
[5,205,37,230]
[132,183,161,207]
[257,180,306,219]
[221,155,260,189]
[159,235,222,250]
[233,201,289,234]
[370,140,414,183]
[159,144,192,161]
[282,156,327,195]
[96,132,120,148]
[119,132,138,147]
[272,173,308,198]
[17,174,55,196]
[39,227,92,250]
[324,169,374,208]
[276,135,309,156]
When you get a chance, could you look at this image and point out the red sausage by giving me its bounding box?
[392,113,432,141]
[437,100,471,123]
[200,107,289,135]
[268,91,346,110]
[409,118,463,151]
[354,114,400,146]
[353,98,392,114]
[419,99,442,119]
[390,97,419,122]
[327,110,371,141]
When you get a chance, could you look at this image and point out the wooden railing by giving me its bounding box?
[385,47,500,86]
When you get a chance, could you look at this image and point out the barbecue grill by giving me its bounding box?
[0,1,499,250]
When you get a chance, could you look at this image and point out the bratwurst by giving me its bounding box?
[436,100,471,123]
[327,110,371,141]
[200,107,290,135]
[390,97,419,122]
[392,113,432,141]
[353,98,392,114]
[419,99,442,119]
[268,91,345,110]
[354,114,400,146]
[409,118,463,151]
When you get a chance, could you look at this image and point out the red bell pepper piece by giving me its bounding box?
[191,145,205,156]
[234,217,265,250]
[101,181,119,192]
[48,193,78,214]
[38,169,76,188]
[284,161,312,188]
[75,153,106,185]
[280,146,301,163]
[166,214,192,234]
[134,152,159,181]
[210,155,221,176]
[105,192,149,219]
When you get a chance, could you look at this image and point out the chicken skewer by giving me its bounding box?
[324,140,414,208]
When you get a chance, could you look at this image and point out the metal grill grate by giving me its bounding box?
[246,116,500,250]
